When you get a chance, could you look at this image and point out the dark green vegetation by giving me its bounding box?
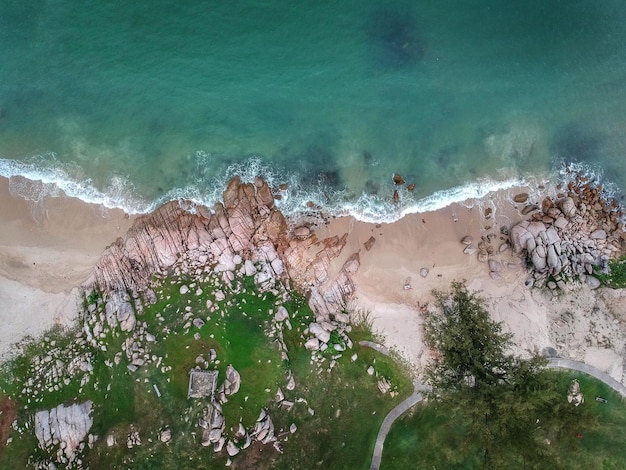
[595,255,626,288]
[0,272,412,469]
[383,371,626,469]
[407,281,605,469]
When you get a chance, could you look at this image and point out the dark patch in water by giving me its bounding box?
[297,143,342,189]
[364,179,380,195]
[551,123,602,162]
[363,150,375,165]
[367,7,425,68]
[436,145,460,168]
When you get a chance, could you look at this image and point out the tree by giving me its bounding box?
[424,281,597,469]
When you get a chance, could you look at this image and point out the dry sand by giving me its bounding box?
[0,176,134,359]
[1,175,624,386]
[318,185,626,383]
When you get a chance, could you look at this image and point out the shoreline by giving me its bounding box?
[316,181,626,380]
[1,173,625,386]
[0,176,135,359]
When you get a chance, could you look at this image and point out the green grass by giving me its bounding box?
[382,371,626,469]
[0,271,415,469]
[595,255,626,288]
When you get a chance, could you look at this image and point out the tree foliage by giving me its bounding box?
[424,281,598,469]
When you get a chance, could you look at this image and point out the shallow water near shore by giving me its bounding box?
[2,1,626,220]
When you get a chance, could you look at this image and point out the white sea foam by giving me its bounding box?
[0,155,623,225]
[0,156,151,214]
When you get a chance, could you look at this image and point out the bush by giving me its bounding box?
[596,256,626,288]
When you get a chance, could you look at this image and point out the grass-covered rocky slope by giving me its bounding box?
[0,265,412,469]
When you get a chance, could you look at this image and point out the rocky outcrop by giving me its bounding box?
[88,177,289,295]
[34,401,93,463]
[87,176,359,320]
[510,175,625,288]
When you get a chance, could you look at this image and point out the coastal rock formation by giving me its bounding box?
[87,176,359,320]
[510,175,625,288]
[34,401,93,463]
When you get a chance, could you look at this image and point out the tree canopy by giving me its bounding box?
[423,281,597,469]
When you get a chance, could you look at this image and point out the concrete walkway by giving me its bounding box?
[359,341,432,470]
[547,357,626,398]
[369,380,430,470]
[361,341,626,470]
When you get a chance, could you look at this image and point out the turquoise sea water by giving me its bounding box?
[1,1,626,219]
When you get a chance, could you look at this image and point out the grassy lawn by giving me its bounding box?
[382,371,626,469]
[0,271,414,468]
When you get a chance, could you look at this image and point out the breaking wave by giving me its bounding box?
[1,154,623,225]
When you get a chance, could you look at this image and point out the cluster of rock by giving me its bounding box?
[391,173,416,203]
[34,401,94,468]
[87,176,360,337]
[200,401,227,450]
[216,364,241,403]
[510,176,625,289]
[460,231,517,280]
[19,337,94,408]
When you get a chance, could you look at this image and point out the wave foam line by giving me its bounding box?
[0,157,151,214]
[337,177,527,224]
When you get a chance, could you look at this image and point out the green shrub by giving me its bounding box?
[596,256,626,288]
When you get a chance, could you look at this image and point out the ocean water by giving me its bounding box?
[1,1,626,221]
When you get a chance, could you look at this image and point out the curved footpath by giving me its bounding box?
[362,341,626,470]
[547,357,626,397]
[360,341,432,470]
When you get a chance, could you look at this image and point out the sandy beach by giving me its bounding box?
[315,183,626,383]
[1,174,625,386]
[0,176,134,359]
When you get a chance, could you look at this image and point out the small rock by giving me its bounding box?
[290,423,297,434]
[463,245,477,255]
[488,260,502,272]
[275,306,289,322]
[304,338,320,350]
[159,428,172,443]
[514,193,529,203]
[559,197,577,218]
[367,366,375,376]
[179,285,189,295]
[586,276,601,290]
[293,226,311,239]
[393,173,405,185]
[226,440,240,457]
[521,204,539,215]
[590,230,606,240]
[554,217,569,229]
[420,268,429,278]
[364,236,376,251]
[461,235,473,245]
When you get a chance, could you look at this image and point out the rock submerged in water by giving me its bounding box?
[393,173,405,185]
